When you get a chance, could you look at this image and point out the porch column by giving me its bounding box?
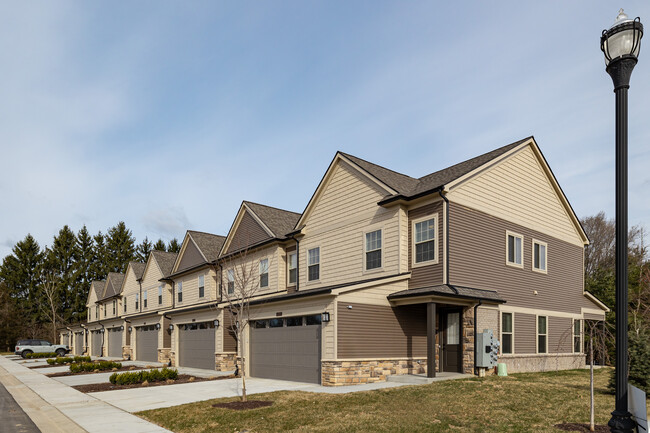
[427,302,436,378]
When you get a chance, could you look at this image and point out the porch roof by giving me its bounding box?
[387,284,505,304]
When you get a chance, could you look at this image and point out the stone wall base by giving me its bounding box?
[123,347,132,360]
[158,348,172,365]
[321,359,427,386]
[216,353,237,371]
[500,353,586,373]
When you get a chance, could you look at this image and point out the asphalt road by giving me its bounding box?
[0,381,40,433]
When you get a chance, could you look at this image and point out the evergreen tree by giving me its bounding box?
[47,226,79,322]
[92,231,109,281]
[153,239,167,252]
[105,222,136,273]
[73,226,94,321]
[167,238,181,253]
[0,234,44,320]
[136,237,153,262]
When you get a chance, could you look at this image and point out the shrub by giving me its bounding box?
[25,352,58,359]
[69,361,122,373]
[608,331,650,394]
[46,356,91,365]
[109,368,178,385]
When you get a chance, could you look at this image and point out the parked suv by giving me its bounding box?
[14,339,69,358]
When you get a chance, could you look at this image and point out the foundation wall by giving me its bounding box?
[321,358,428,386]
[216,353,237,371]
[500,353,585,373]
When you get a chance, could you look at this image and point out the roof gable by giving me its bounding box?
[142,250,178,283]
[174,233,207,273]
[100,272,125,301]
[86,281,104,306]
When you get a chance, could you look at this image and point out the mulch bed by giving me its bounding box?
[212,400,273,411]
[555,423,610,432]
[46,366,146,377]
[73,374,236,393]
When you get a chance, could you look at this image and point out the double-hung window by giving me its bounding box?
[227,270,235,294]
[158,285,163,305]
[143,290,148,308]
[573,319,582,353]
[506,231,523,268]
[365,230,382,270]
[414,217,437,264]
[532,239,547,273]
[308,248,320,281]
[135,294,139,310]
[259,259,269,288]
[124,301,127,313]
[288,252,297,285]
[501,312,513,354]
[537,316,547,353]
[177,281,183,303]
[198,275,205,298]
[112,300,116,315]
[103,304,106,316]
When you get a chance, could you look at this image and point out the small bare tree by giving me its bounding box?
[586,320,613,431]
[220,248,270,402]
[38,268,65,343]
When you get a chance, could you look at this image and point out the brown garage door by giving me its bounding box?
[179,322,216,370]
[75,333,84,355]
[91,330,103,357]
[136,325,158,362]
[250,315,321,384]
[108,328,123,358]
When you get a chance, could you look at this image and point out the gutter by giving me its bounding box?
[437,189,458,295]
[377,186,444,206]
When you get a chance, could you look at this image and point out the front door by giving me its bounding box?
[442,310,462,372]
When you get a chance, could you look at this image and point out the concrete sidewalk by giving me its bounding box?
[0,356,171,433]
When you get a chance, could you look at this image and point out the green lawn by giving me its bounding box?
[139,368,616,433]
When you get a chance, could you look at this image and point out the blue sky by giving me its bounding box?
[1,1,649,258]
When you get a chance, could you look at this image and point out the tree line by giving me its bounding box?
[0,222,180,350]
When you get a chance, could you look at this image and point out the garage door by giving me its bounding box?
[108,328,123,358]
[179,321,216,369]
[75,333,84,355]
[250,314,321,384]
[136,325,158,362]
[91,330,103,357]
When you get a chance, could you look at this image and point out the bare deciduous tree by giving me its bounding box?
[37,268,65,343]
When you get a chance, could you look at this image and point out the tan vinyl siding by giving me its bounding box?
[514,313,536,354]
[226,211,271,254]
[337,302,426,358]
[140,260,172,311]
[584,312,606,321]
[337,279,408,306]
[407,201,444,288]
[449,204,584,314]
[220,245,282,298]
[299,160,400,289]
[448,146,583,246]
[122,266,142,315]
[176,240,205,273]
[173,267,218,307]
[549,316,573,353]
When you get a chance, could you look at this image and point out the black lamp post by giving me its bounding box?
[600,9,643,433]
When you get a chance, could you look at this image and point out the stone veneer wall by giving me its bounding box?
[216,353,238,371]
[321,359,428,386]
[462,307,475,375]
[158,348,172,365]
[123,347,132,359]
[500,353,585,373]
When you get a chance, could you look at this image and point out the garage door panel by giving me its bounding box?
[108,329,122,358]
[75,333,83,355]
[179,323,215,370]
[91,331,102,357]
[136,327,158,362]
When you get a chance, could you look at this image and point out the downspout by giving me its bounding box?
[473,300,482,375]
[438,190,457,294]
[218,262,223,301]
[97,320,105,356]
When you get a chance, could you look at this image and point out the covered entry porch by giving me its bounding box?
[387,284,505,377]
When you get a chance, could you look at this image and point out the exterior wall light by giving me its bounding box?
[321,312,330,322]
[119,326,124,331]
[168,325,174,331]
[213,319,220,327]
[155,323,161,330]
[128,326,132,332]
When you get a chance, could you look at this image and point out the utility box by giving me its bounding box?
[476,329,500,368]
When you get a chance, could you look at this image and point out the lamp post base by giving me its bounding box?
[608,410,636,433]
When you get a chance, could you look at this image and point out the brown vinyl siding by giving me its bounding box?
[223,309,237,352]
[449,204,584,313]
[177,241,205,273]
[549,316,573,353]
[226,211,271,254]
[514,313,536,354]
[408,202,444,288]
[337,302,426,358]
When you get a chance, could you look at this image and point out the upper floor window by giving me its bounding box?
[259,259,269,288]
[198,275,205,298]
[287,252,297,285]
[88,308,91,320]
[102,304,106,316]
[501,312,513,354]
[227,270,235,294]
[158,285,163,305]
[135,294,139,310]
[143,290,148,308]
[573,319,581,353]
[124,300,127,313]
[532,239,547,273]
[308,247,320,281]
[537,316,547,354]
[506,231,523,268]
[365,230,382,270]
[112,300,116,315]
[413,216,437,264]
[177,281,183,303]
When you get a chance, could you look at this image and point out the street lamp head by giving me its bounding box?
[601,9,643,65]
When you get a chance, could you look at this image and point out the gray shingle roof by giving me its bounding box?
[188,231,226,262]
[89,281,105,304]
[244,201,301,239]
[151,250,178,278]
[130,262,145,281]
[387,284,505,303]
[341,137,531,200]
[101,272,125,300]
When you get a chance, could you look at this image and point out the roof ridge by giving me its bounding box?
[188,230,226,238]
[243,200,301,216]
[339,151,417,181]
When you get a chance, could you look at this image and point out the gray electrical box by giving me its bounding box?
[476,329,500,368]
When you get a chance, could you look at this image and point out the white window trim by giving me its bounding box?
[158,285,163,304]
[227,269,235,293]
[573,319,582,354]
[259,258,269,288]
[287,251,297,287]
[536,315,548,354]
[198,275,205,297]
[500,311,515,355]
[363,228,384,273]
[505,230,524,269]
[306,246,321,283]
[177,281,183,303]
[143,290,148,309]
[532,239,548,274]
[411,214,439,268]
